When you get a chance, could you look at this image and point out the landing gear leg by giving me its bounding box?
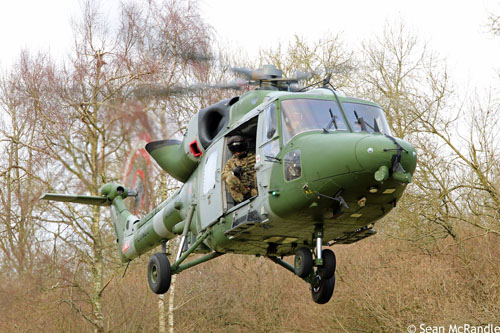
[310,224,336,304]
[268,225,338,304]
[314,224,323,266]
[147,229,223,294]
[313,225,336,278]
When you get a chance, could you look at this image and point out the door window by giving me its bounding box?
[202,150,218,194]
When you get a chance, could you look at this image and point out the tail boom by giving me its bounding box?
[41,183,187,263]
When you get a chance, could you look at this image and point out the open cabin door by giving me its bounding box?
[198,138,225,230]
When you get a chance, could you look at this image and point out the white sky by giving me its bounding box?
[0,0,499,90]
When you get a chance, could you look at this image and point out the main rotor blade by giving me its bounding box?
[133,85,200,98]
[291,65,355,82]
[321,64,355,75]
[232,65,283,80]
[231,67,254,79]
[134,79,253,97]
[182,51,213,63]
[40,193,110,206]
[209,79,254,90]
[294,70,314,81]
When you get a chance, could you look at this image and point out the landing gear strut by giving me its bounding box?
[147,231,224,294]
[268,243,337,304]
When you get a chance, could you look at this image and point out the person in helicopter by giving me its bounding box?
[222,135,258,203]
[282,103,317,142]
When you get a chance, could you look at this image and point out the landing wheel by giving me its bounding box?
[311,274,335,304]
[318,249,336,280]
[147,253,171,294]
[294,247,313,278]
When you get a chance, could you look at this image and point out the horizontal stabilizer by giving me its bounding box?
[40,193,110,206]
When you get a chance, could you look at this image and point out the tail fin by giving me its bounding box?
[41,184,135,262]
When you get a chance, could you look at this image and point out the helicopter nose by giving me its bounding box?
[355,135,417,182]
[297,133,364,182]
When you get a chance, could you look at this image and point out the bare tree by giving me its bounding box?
[9,0,213,331]
[359,22,452,140]
[0,51,56,275]
[259,34,355,89]
[489,9,500,37]
[416,92,500,235]
[360,21,500,245]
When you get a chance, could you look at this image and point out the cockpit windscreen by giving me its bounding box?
[281,99,347,144]
[342,102,392,135]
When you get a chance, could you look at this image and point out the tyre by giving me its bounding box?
[318,249,336,280]
[311,275,335,304]
[294,247,313,278]
[147,253,171,294]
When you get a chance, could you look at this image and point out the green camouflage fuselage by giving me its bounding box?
[113,88,416,262]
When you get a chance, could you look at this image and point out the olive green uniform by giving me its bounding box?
[222,153,258,203]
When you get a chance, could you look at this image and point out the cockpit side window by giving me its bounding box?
[280,99,347,145]
[261,103,277,142]
[342,102,392,135]
[258,103,280,160]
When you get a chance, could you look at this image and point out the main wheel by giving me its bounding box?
[311,275,335,304]
[147,253,171,294]
[294,247,313,278]
[318,249,336,280]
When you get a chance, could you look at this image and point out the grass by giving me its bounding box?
[1,228,499,332]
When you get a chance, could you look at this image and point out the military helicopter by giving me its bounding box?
[41,64,417,304]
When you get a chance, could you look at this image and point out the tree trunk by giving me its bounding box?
[91,205,104,333]
[158,294,166,333]
[168,274,177,333]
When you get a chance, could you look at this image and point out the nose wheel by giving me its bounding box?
[311,274,336,304]
[318,249,336,279]
[309,247,336,304]
[294,247,314,278]
[292,225,337,304]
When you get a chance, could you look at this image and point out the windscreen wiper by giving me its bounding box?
[353,110,383,133]
[323,108,338,132]
[353,110,368,132]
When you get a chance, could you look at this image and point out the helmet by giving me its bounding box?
[227,135,247,153]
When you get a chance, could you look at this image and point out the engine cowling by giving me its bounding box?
[146,97,238,182]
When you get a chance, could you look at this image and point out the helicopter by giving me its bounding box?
[41,64,417,304]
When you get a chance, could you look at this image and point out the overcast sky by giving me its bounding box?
[0,0,499,90]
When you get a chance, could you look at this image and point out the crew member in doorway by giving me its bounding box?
[222,135,257,203]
